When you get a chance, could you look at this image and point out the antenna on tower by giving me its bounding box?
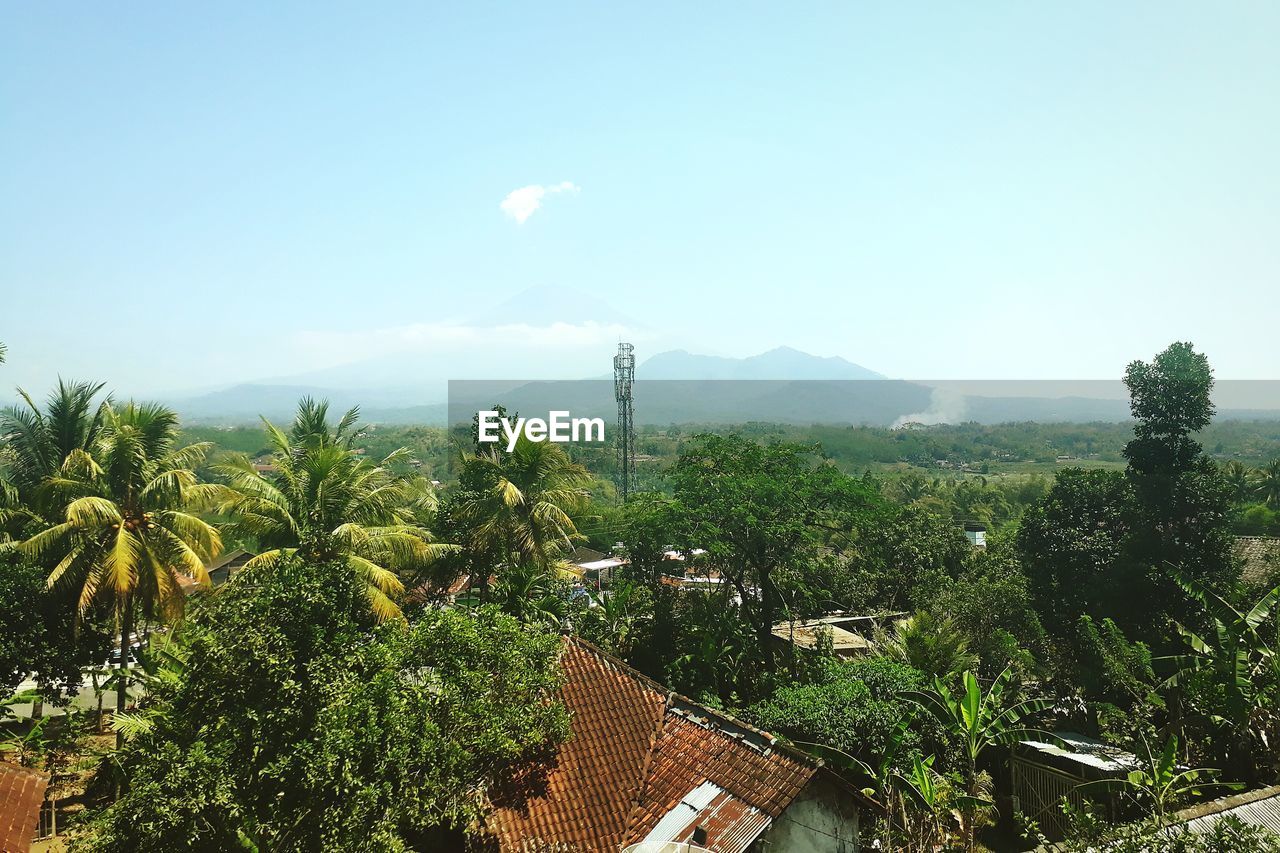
[613,342,636,501]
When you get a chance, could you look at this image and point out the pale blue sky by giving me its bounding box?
[2,2,1279,395]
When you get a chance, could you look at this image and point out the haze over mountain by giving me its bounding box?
[165,343,888,423]
[142,285,1280,426]
[639,347,883,380]
[159,286,897,422]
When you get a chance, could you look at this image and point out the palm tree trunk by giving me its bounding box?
[116,596,133,749]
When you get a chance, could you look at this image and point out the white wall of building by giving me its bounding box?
[753,778,861,853]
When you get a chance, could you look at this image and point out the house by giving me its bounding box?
[1237,536,1280,589]
[483,638,873,852]
[178,549,256,596]
[0,761,49,852]
[569,546,629,587]
[1171,784,1280,835]
[207,549,255,587]
[1010,732,1140,840]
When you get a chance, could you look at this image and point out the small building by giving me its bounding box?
[207,549,255,587]
[179,549,257,596]
[1172,784,1280,835]
[0,761,49,852]
[770,620,874,659]
[962,521,987,548]
[484,638,874,852]
[1010,732,1140,840]
[569,545,629,587]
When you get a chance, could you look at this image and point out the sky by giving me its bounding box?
[2,2,1279,396]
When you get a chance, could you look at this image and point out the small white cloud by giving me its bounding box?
[500,181,580,224]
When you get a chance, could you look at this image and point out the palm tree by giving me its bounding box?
[216,400,451,622]
[903,668,1056,852]
[0,340,6,363]
[453,437,591,578]
[20,402,222,743]
[1258,459,1280,510]
[0,381,109,537]
[1221,460,1258,505]
[876,611,978,680]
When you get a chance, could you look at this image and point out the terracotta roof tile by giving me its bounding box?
[486,639,822,852]
[1238,536,1280,588]
[0,762,48,853]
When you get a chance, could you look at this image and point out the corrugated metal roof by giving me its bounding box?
[673,793,772,853]
[1177,786,1280,835]
[638,781,724,848]
[1017,731,1140,773]
[635,782,773,853]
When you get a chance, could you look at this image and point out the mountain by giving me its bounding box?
[165,384,448,425]
[463,283,644,329]
[639,346,884,380]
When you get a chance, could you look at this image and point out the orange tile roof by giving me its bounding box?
[0,761,48,853]
[485,638,826,852]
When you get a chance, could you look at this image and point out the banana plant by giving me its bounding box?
[899,755,994,849]
[800,718,991,853]
[0,715,49,766]
[1078,733,1242,822]
[1159,574,1280,778]
[903,667,1057,852]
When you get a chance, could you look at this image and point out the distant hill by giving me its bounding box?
[639,346,884,380]
[166,384,447,425]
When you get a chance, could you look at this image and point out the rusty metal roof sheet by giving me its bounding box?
[0,761,48,853]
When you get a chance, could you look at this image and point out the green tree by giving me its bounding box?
[855,508,970,612]
[660,434,882,666]
[933,542,1044,678]
[216,399,451,622]
[1021,344,1236,647]
[0,555,109,703]
[1122,342,1234,629]
[747,656,932,773]
[79,558,568,851]
[21,402,221,743]
[491,561,570,628]
[1018,468,1138,639]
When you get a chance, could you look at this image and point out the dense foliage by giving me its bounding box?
[80,559,568,851]
[4,339,1280,850]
